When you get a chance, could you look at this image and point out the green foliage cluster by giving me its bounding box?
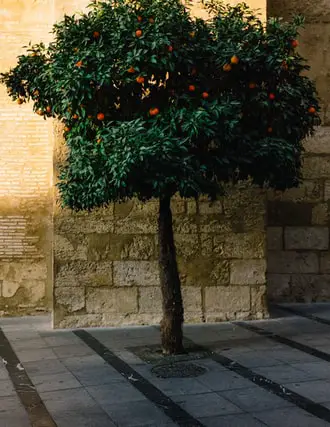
[1,0,320,210]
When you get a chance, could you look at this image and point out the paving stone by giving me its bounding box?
[70,366,124,386]
[0,380,16,397]
[43,333,82,347]
[148,376,212,396]
[0,412,30,427]
[10,338,48,351]
[283,380,330,403]
[61,355,108,370]
[220,387,293,413]
[219,349,283,368]
[253,365,320,383]
[22,358,68,376]
[15,348,58,363]
[200,413,267,427]
[86,382,147,405]
[253,407,330,427]
[52,344,96,359]
[102,400,172,426]
[172,392,242,417]
[290,362,330,380]
[197,369,258,392]
[48,412,116,427]
[32,372,82,392]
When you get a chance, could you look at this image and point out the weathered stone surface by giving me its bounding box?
[290,274,330,303]
[285,227,329,250]
[55,261,113,287]
[55,210,114,234]
[173,216,199,234]
[230,260,266,285]
[55,314,103,329]
[55,287,85,312]
[268,252,319,274]
[267,274,292,302]
[251,285,268,316]
[303,157,330,179]
[267,201,312,226]
[113,261,159,287]
[320,252,330,273]
[178,258,229,287]
[204,286,251,315]
[182,286,202,313]
[115,216,157,234]
[54,234,88,262]
[267,181,322,202]
[86,287,138,314]
[120,236,155,260]
[267,227,283,251]
[324,181,330,201]
[2,281,20,298]
[139,287,161,313]
[304,128,330,153]
[268,0,330,23]
[312,204,328,225]
[215,233,265,259]
[175,234,201,259]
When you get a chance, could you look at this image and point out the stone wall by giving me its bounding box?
[54,187,267,328]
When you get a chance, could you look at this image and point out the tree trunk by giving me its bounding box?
[158,196,184,355]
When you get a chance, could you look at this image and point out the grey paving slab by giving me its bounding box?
[197,368,259,392]
[271,349,319,364]
[87,382,148,405]
[218,349,284,368]
[290,362,330,380]
[283,380,330,403]
[220,386,293,413]
[32,372,82,392]
[172,392,242,417]
[147,375,212,396]
[3,330,42,342]
[101,400,173,426]
[22,358,69,376]
[253,365,320,384]
[43,332,82,347]
[52,343,96,359]
[61,354,108,370]
[0,396,30,426]
[200,413,267,426]
[14,348,58,363]
[46,412,116,427]
[253,406,330,427]
[0,379,17,397]
[70,365,124,386]
[10,338,48,351]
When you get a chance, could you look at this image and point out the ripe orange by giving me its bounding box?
[223,64,232,72]
[128,66,136,74]
[17,98,23,105]
[189,31,195,38]
[202,92,209,99]
[308,106,316,114]
[97,112,105,121]
[269,93,276,100]
[137,15,143,22]
[136,76,145,84]
[231,55,239,65]
[249,82,256,89]
[97,138,102,144]
[72,114,79,120]
[149,17,155,24]
[64,126,71,132]
[75,60,83,68]
[282,61,288,70]
[36,109,44,116]
[267,127,273,133]
[33,90,39,97]
[188,85,196,92]
[149,107,159,116]
[73,47,79,53]
[93,31,100,38]
[46,106,51,113]
[168,45,174,52]
[291,39,299,48]
[135,29,143,38]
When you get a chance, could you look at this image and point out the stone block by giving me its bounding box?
[86,287,138,314]
[320,252,330,273]
[215,232,265,259]
[175,234,200,259]
[182,286,202,313]
[267,227,283,251]
[267,181,322,202]
[55,261,113,287]
[304,128,330,154]
[2,281,20,298]
[267,274,292,302]
[54,234,88,262]
[139,287,161,313]
[303,157,330,179]
[204,286,251,315]
[55,287,85,312]
[267,201,312,226]
[115,216,157,234]
[113,261,159,287]
[87,234,125,261]
[290,274,330,303]
[230,260,266,285]
[312,204,328,225]
[324,181,330,201]
[55,314,103,329]
[55,210,114,234]
[268,252,319,274]
[268,0,330,23]
[284,227,329,250]
[251,285,268,315]
[120,236,155,260]
[198,200,223,215]
[178,258,229,287]
[173,216,199,234]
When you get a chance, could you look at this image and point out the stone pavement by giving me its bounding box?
[2,304,330,426]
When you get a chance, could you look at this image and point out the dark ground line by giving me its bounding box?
[234,320,330,363]
[182,336,330,423]
[0,327,57,427]
[274,304,330,326]
[74,329,205,427]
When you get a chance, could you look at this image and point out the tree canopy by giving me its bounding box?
[1,0,320,210]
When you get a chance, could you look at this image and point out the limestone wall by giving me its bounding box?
[54,188,267,328]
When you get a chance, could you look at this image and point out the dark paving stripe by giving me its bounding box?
[234,321,330,363]
[183,336,330,423]
[274,304,330,326]
[74,329,205,427]
[0,328,57,427]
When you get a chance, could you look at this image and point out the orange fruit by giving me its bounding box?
[128,66,136,74]
[291,39,299,48]
[64,126,71,132]
[72,114,79,120]
[97,112,105,121]
[88,115,93,119]
[46,105,51,113]
[223,64,232,72]
[269,93,276,100]
[189,31,195,38]
[308,106,316,114]
[202,92,209,99]
[17,98,23,105]
[33,90,39,97]
[97,138,102,144]
[135,29,143,38]
[168,45,174,52]
[231,55,239,65]
[36,109,44,116]
[93,31,100,38]
[137,15,143,22]
[136,76,145,84]
[149,107,159,116]
[149,17,155,24]
[267,127,273,133]
[73,47,79,53]
[249,82,256,89]
[188,85,196,92]
[191,67,197,76]
[75,60,83,68]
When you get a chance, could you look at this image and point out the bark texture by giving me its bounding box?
[158,196,184,355]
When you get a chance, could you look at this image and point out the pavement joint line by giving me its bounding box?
[274,304,330,326]
[74,329,206,427]
[182,335,330,423]
[0,327,57,427]
[234,320,330,363]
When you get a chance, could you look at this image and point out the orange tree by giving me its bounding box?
[1,0,320,354]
